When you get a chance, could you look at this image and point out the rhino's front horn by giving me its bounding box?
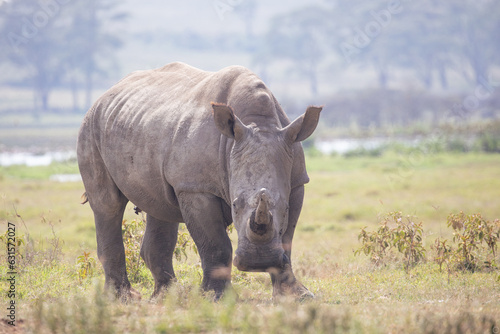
[255,189,272,226]
[247,189,274,243]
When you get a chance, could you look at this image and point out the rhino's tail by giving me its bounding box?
[80,192,89,205]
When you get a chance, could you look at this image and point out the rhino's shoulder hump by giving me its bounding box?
[217,65,256,80]
[155,61,207,75]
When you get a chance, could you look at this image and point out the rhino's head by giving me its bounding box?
[211,102,321,272]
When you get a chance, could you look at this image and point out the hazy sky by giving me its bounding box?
[121,0,323,35]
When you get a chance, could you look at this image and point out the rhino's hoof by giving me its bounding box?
[130,288,142,300]
[273,282,315,302]
[119,287,142,303]
[297,289,315,302]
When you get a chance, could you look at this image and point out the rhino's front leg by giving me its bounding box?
[270,185,314,299]
[177,192,233,299]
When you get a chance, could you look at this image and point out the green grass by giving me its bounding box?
[1,152,499,333]
[0,161,79,180]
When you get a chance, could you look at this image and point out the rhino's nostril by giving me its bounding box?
[282,253,290,266]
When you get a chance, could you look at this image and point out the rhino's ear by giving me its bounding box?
[211,102,249,141]
[282,105,322,143]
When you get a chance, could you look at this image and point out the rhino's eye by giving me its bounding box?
[232,196,245,211]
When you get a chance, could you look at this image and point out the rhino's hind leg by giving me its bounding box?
[178,192,233,299]
[92,195,134,299]
[141,215,179,298]
[78,142,134,299]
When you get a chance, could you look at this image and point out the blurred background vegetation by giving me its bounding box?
[0,0,499,151]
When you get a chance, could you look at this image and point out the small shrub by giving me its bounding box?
[476,132,500,153]
[390,212,426,271]
[431,214,500,275]
[431,237,452,272]
[122,219,199,282]
[76,250,96,283]
[122,218,146,283]
[355,221,392,266]
[174,225,198,262]
[355,212,425,270]
[483,219,500,260]
[447,212,499,271]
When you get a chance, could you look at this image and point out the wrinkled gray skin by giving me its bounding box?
[77,62,322,300]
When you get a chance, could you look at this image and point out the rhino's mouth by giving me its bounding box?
[233,241,286,272]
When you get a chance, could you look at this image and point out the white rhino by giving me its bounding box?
[77,62,322,299]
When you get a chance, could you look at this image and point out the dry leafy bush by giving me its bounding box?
[430,237,452,272]
[174,225,198,262]
[122,218,146,283]
[76,250,96,283]
[446,212,500,272]
[355,212,426,271]
[356,211,500,275]
[121,218,199,284]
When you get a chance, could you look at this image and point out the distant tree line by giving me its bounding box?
[0,0,126,115]
[213,0,500,127]
[155,0,500,97]
[1,0,499,123]
[255,0,500,95]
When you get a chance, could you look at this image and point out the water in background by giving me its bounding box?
[0,150,82,182]
[0,139,389,167]
[0,151,76,167]
[315,138,387,155]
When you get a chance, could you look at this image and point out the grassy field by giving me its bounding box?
[1,152,499,333]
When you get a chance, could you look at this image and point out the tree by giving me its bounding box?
[1,0,67,113]
[372,1,458,90]
[453,0,500,85]
[68,0,126,110]
[0,0,126,114]
[255,6,330,97]
[327,0,398,88]
[324,0,500,89]
[386,0,498,89]
[234,0,258,41]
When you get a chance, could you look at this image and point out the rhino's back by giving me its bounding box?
[79,62,249,219]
